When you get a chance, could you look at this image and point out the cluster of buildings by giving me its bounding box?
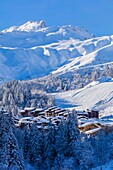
[15,106,69,130]
[77,110,113,136]
[13,106,113,135]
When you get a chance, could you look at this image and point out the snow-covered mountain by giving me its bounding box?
[0,20,113,84]
[2,20,46,32]
[0,20,93,83]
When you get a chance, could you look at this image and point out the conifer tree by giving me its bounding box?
[43,120,57,170]
[0,108,24,169]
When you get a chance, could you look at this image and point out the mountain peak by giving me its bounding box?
[2,20,46,33]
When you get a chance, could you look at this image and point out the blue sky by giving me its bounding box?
[0,0,113,36]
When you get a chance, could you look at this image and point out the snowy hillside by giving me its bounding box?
[1,20,113,84]
[0,20,93,83]
[55,78,113,116]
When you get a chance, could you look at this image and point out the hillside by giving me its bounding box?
[0,20,97,83]
[55,78,113,116]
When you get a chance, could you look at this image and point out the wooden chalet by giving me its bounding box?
[31,109,44,117]
[58,112,65,116]
[19,107,36,117]
[19,110,28,117]
[87,109,99,118]
[18,119,33,128]
[64,112,69,117]
[19,107,45,117]
[24,107,36,115]
[45,107,67,117]
[79,122,100,132]
[77,109,99,119]
[85,127,101,136]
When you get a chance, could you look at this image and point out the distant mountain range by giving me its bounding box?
[0,20,113,84]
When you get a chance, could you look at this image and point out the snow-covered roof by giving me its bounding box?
[77,115,89,119]
[19,110,25,113]
[19,120,33,124]
[37,126,42,129]
[38,112,45,115]
[19,117,34,120]
[24,107,36,111]
[32,108,44,112]
[18,117,37,124]
[85,127,101,135]
[79,121,100,128]
[58,112,64,115]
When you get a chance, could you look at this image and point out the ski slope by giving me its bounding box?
[0,20,113,83]
[55,79,113,116]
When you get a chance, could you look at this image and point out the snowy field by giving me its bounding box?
[54,79,113,117]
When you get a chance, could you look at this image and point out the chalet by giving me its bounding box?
[55,109,66,114]
[77,115,89,120]
[78,122,100,132]
[19,110,27,117]
[45,108,59,117]
[19,107,45,117]
[87,109,99,118]
[45,112,52,117]
[85,127,101,136]
[46,106,57,113]
[19,107,36,117]
[18,118,33,128]
[24,107,36,116]
[45,107,67,117]
[77,110,99,119]
[31,109,44,117]
[58,112,65,116]
[64,112,69,117]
